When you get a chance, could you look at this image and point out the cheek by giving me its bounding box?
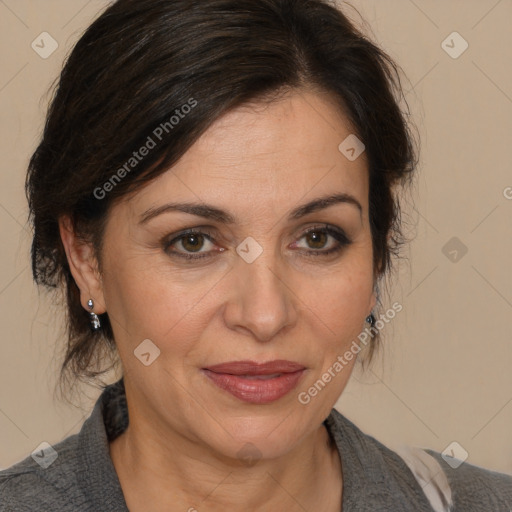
[294,265,372,409]
[295,256,374,343]
[321,272,371,326]
[103,255,223,355]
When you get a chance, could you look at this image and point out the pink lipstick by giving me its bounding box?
[202,360,306,404]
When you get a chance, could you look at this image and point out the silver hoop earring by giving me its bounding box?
[87,298,101,331]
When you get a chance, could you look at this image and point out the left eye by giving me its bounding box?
[293,227,350,254]
[163,225,352,261]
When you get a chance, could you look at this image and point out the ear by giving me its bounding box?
[58,215,106,314]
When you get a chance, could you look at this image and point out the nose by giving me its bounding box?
[222,247,298,343]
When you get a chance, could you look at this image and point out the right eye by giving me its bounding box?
[163,228,221,260]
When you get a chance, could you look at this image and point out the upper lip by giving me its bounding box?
[203,360,305,375]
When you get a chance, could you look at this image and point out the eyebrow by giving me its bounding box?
[138,192,363,225]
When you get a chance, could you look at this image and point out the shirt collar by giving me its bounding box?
[76,378,129,511]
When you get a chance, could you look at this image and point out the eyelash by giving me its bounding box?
[162,224,352,261]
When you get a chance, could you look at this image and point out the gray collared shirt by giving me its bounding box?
[1,378,511,511]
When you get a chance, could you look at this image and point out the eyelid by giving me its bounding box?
[162,223,352,260]
[297,224,351,244]
[162,227,217,249]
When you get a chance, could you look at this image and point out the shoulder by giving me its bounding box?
[0,433,88,511]
[327,408,427,482]
[425,449,512,511]
[327,409,512,512]
[326,409,442,510]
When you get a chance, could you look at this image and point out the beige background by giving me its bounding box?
[1,0,511,476]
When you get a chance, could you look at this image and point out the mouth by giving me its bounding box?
[201,360,306,404]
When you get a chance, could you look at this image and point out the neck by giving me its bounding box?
[109,411,342,512]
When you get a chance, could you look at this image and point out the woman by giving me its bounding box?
[1,0,510,510]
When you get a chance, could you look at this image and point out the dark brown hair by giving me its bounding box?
[26,0,418,400]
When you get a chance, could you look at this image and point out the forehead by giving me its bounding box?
[128,90,369,217]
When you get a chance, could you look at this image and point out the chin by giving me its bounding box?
[198,408,310,462]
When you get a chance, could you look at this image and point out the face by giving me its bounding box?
[80,90,376,460]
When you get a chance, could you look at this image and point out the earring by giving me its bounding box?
[365,313,376,327]
[87,298,101,330]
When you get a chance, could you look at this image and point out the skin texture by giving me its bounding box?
[59,89,377,511]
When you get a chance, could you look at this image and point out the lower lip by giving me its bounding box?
[202,369,306,404]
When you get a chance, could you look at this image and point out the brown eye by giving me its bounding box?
[163,229,217,260]
[293,225,352,257]
[180,233,206,253]
[304,230,328,250]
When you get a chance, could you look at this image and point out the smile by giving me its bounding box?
[202,360,307,404]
